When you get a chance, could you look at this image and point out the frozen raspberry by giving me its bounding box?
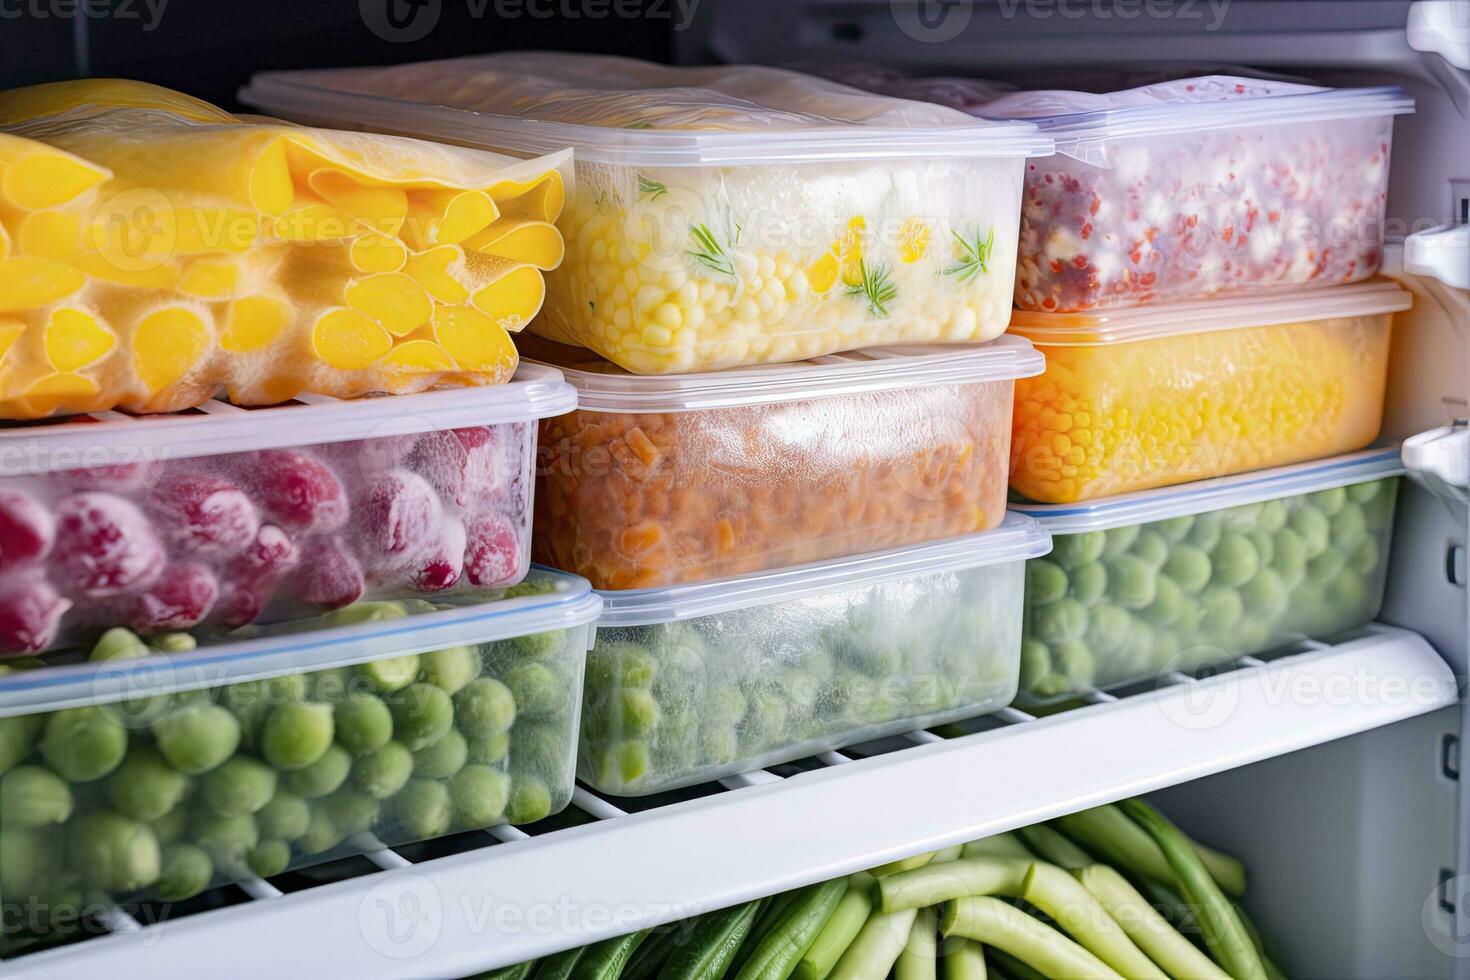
[291,537,365,609]
[410,517,466,592]
[212,579,268,628]
[410,427,502,509]
[51,459,160,492]
[228,524,299,585]
[127,561,219,633]
[320,433,423,479]
[463,515,522,588]
[0,576,70,655]
[50,492,165,597]
[0,488,54,569]
[248,450,348,534]
[147,468,260,560]
[352,470,442,569]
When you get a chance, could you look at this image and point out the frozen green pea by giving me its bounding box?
[156,703,241,776]
[148,632,196,653]
[597,740,650,789]
[1221,501,1263,532]
[510,723,570,783]
[1327,572,1372,616]
[708,687,747,726]
[1200,586,1245,635]
[505,662,564,720]
[1332,503,1369,547]
[1025,559,1068,605]
[261,701,335,771]
[247,839,292,879]
[1052,531,1106,569]
[1187,512,1223,552]
[203,757,278,817]
[389,684,454,751]
[0,827,59,896]
[1143,575,1186,628]
[70,811,161,892]
[356,654,421,694]
[1019,638,1051,689]
[1311,486,1348,516]
[1350,537,1382,575]
[1291,506,1331,559]
[0,713,41,775]
[393,779,451,839]
[90,626,149,662]
[413,730,468,780]
[513,631,564,657]
[1051,640,1095,688]
[256,790,310,841]
[454,678,517,739]
[1130,531,1169,567]
[306,668,352,704]
[2,765,73,827]
[154,843,213,902]
[617,648,657,688]
[151,804,189,845]
[40,705,128,782]
[106,746,188,821]
[1242,568,1289,620]
[1032,598,1087,645]
[1030,673,1072,699]
[322,788,380,836]
[327,600,408,625]
[1157,514,1195,542]
[1256,499,1288,533]
[298,807,344,856]
[1348,480,1383,504]
[1311,546,1348,582]
[1211,533,1260,588]
[1070,562,1108,605]
[284,743,352,799]
[617,687,661,737]
[506,775,553,825]
[1102,523,1141,558]
[333,692,393,757]
[467,731,510,767]
[419,646,482,694]
[448,764,511,828]
[1163,545,1212,594]
[1106,555,1158,610]
[1173,594,1204,636]
[1085,604,1131,656]
[354,741,414,800]
[1249,530,1275,568]
[1272,527,1308,587]
[701,725,740,765]
[744,690,788,737]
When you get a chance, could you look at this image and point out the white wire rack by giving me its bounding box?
[3,624,1455,980]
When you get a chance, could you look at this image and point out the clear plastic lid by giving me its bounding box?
[240,53,1053,166]
[1009,279,1412,347]
[982,75,1413,150]
[520,335,1043,413]
[598,513,1051,626]
[0,364,576,477]
[1011,448,1404,535]
[0,568,601,716]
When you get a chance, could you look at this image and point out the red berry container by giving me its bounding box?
[0,366,575,659]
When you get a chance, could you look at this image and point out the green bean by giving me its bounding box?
[624,928,685,980]
[931,845,964,864]
[895,907,937,980]
[1053,806,1246,897]
[1077,865,1228,980]
[984,948,1046,980]
[1017,826,1091,870]
[1119,800,1264,980]
[878,857,1030,913]
[939,939,986,980]
[1021,863,1166,979]
[735,879,847,980]
[658,901,761,980]
[532,947,585,980]
[795,875,874,980]
[1233,900,1287,980]
[572,930,648,980]
[870,851,937,878]
[961,834,1034,861]
[940,897,1121,980]
[828,908,917,980]
[475,961,537,980]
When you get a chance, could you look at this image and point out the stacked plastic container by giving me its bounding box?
[243,53,1060,794]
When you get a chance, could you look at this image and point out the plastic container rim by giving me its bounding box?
[596,513,1052,627]
[0,567,601,717]
[1010,447,1404,535]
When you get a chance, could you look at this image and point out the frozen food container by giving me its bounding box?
[0,365,574,659]
[527,334,1042,590]
[241,54,1053,374]
[0,569,599,928]
[980,76,1413,311]
[1012,449,1402,704]
[579,514,1049,795]
[1009,279,1409,503]
[0,79,571,418]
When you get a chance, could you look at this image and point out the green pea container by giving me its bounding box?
[1012,449,1402,704]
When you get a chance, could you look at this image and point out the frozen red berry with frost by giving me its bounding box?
[352,470,442,569]
[411,517,465,592]
[291,537,365,609]
[410,427,501,508]
[212,579,267,628]
[229,524,298,585]
[147,468,260,560]
[51,459,160,492]
[463,515,521,588]
[0,576,70,654]
[128,561,218,633]
[248,450,348,534]
[0,488,54,569]
[50,492,165,597]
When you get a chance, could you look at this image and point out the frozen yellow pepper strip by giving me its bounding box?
[0,317,25,364]
[175,249,286,299]
[432,304,517,371]
[86,197,259,263]
[20,371,101,418]
[311,307,392,370]
[7,208,81,261]
[0,133,110,210]
[220,294,290,353]
[68,251,180,290]
[130,305,212,396]
[460,256,544,332]
[489,172,565,223]
[308,169,408,237]
[45,307,115,371]
[405,245,470,304]
[462,218,564,270]
[382,338,458,373]
[350,232,408,273]
[345,271,433,337]
[0,256,85,312]
[400,188,497,251]
[266,193,361,243]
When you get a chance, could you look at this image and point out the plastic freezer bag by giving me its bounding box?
[0,79,569,419]
[241,54,1052,374]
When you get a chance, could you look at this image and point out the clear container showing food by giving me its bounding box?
[1008,280,1409,503]
[1012,449,1401,705]
[0,365,575,660]
[527,334,1042,590]
[978,76,1413,311]
[241,54,1053,374]
[0,570,599,932]
[579,514,1049,795]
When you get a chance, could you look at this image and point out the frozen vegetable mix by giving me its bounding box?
[0,78,570,418]
[243,54,1052,373]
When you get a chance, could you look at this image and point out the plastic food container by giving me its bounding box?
[579,514,1049,795]
[528,334,1042,590]
[0,570,599,929]
[0,79,571,418]
[241,54,1053,375]
[1012,449,1402,704]
[979,76,1413,311]
[1009,280,1409,504]
[0,365,574,659]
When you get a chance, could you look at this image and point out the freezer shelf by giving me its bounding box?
[4,623,1452,979]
